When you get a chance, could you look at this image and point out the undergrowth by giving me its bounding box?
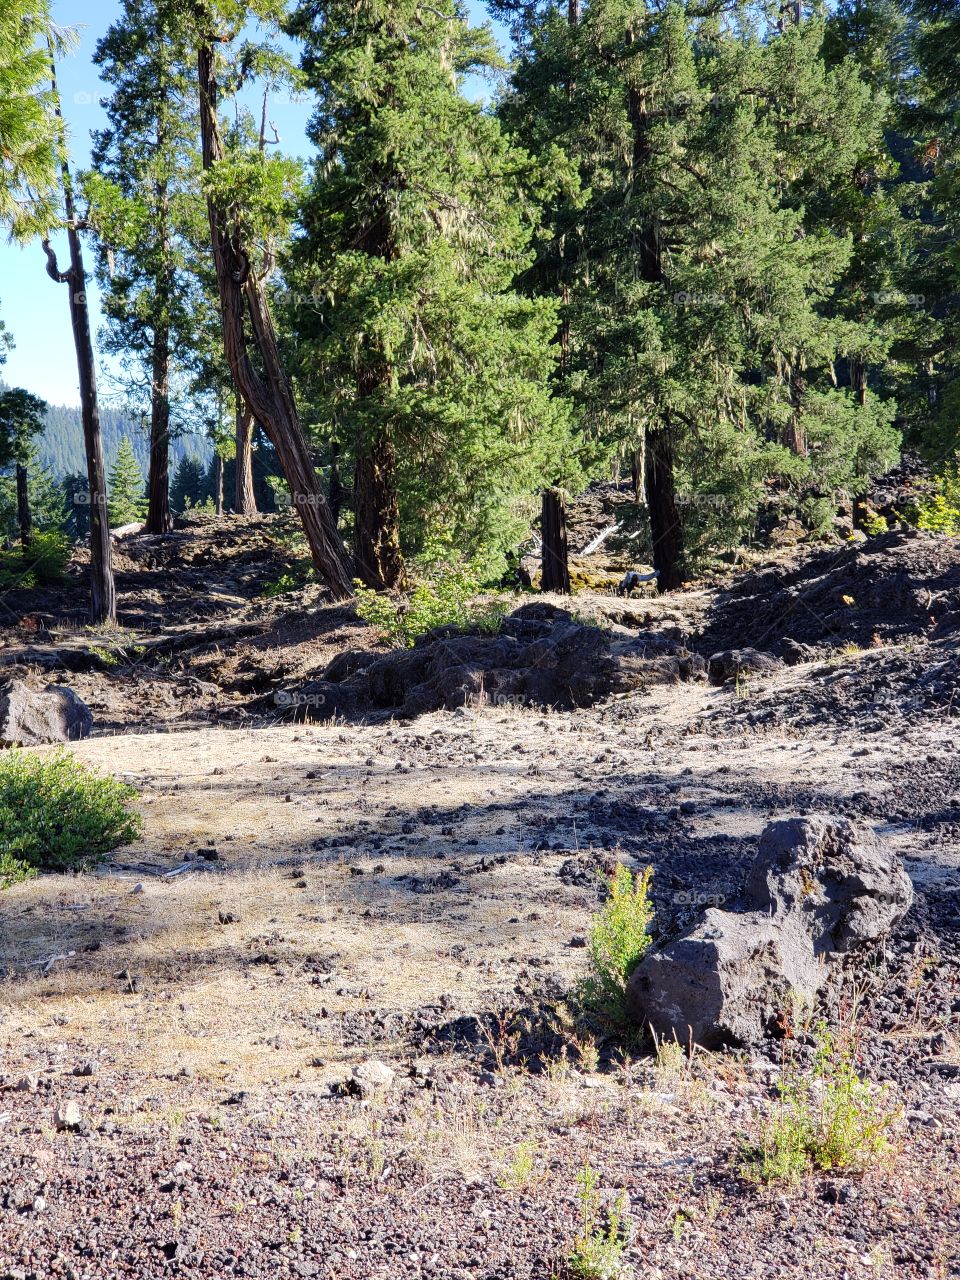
[741,1019,898,1184]
[354,561,509,648]
[0,750,143,885]
[578,863,654,1024]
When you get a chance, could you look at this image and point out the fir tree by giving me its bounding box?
[286,0,581,585]
[108,437,147,527]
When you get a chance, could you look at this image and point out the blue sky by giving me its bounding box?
[0,0,505,409]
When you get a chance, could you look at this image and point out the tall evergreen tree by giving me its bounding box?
[0,387,47,548]
[85,0,203,536]
[287,0,580,586]
[499,0,901,587]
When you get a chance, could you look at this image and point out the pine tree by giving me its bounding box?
[84,0,204,536]
[170,455,207,514]
[108,437,147,527]
[0,387,47,548]
[500,0,902,586]
[286,0,580,586]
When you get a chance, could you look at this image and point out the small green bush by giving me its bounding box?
[741,1021,897,1184]
[354,562,508,648]
[579,863,654,1023]
[0,750,143,878]
[907,470,960,535]
[0,529,71,589]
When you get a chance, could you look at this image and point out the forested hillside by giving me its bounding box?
[39,400,209,479]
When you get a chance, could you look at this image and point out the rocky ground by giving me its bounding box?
[1,515,959,1279]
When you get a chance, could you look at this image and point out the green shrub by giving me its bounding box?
[0,529,70,589]
[741,1021,897,1184]
[579,863,654,1023]
[354,561,509,648]
[907,470,960,535]
[0,750,143,878]
[0,850,37,890]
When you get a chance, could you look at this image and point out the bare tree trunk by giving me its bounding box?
[644,429,683,592]
[234,395,257,514]
[541,487,571,594]
[354,431,406,590]
[146,324,173,533]
[44,47,116,625]
[214,453,224,516]
[197,39,352,599]
[16,463,31,550]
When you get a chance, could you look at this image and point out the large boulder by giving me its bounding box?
[707,648,782,687]
[625,817,913,1049]
[0,679,93,746]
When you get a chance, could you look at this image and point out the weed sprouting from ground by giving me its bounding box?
[0,750,143,884]
[741,1019,898,1184]
[578,863,654,1024]
[567,1163,629,1279]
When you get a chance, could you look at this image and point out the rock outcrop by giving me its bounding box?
[0,679,93,746]
[626,816,913,1048]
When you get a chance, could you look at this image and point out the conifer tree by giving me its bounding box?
[286,0,581,586]
[108,437,147,527]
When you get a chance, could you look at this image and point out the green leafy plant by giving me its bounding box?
[741,1020,897,1184]
[567,1163,628,1279]
[907,470,960,535]
[354,562,508,649]
[0,849,36,890]
[497,1140,537,1191]
[0,750,143,878]
[579,863,654,1023]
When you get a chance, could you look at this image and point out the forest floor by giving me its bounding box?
[1,510,960,1279]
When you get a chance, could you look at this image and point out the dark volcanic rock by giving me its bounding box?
[267,604,705,721]
[626,816,913,1048]
[707,648,782,686]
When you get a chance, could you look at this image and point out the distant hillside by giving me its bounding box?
[39,402,210,480]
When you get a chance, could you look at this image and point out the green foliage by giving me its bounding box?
[286,0,583,572]
[0,750,143,877]
[579,863,654,1024]
[0,850,36,891]
[907,469,960,534]
[354,563,509,649]
[107,436,147,526]
[741,1021,897,1184]
[567,1164,628,1280]
[0,1,64,239]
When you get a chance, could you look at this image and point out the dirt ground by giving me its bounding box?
[1,516,960,1279]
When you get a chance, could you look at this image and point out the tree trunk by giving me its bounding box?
[146,324,173,534]
[214,453,224,516]
[784,366,808,456]
[44,47,116,625]
[353,432,406,590]
[197,39,352,599]
[627,73,682,593]
[234,395,257,515]
[329,440,345,526]
[850,355,867,408]
[16,463,31,550]
[630,444,644,502]
[644,429,683,592]
[541,487,571,594]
